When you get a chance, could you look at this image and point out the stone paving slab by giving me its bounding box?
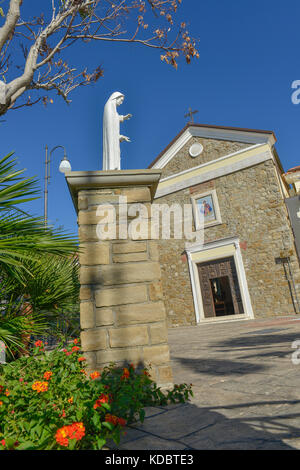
[130,404,218,440]
[117,435,188,450]
[283,438,300,449]
[142,407,167,419]
[110,316,300,450]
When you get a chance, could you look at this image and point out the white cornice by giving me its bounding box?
[153,128,192,169]
[160,144,262,183]
[154,147,272,199]
[152,126,276,170]
[65,169,162,213]
[185,236,240,254]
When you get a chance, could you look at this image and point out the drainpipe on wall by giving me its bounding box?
[286,257,300,314]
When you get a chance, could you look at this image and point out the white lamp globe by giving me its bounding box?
[59,158,71,173]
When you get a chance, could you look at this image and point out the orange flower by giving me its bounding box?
[93,393,109,409]
[32,381,49,393]
[105,414,119,426]
[73,339,79,344]
[68,397,74,404]
[0,439,5,447]
[80,369,87,375]
[118,417,126,427]
[34,340,43,348]
[55,422,85,447]
[121,367,130,380]
[105,414,126,427]
[78,357,86,362]
[90,371,100,380]
[69,422,85,441]
[72,346,80,353]
[55,426,69,447]
[0,401,3,406]
[43,371,53,381]
[4,389,9,397]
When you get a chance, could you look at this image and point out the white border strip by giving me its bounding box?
[160,144,262,183]
[155,149,271,199]
[185,237,254,324]
[191,189,222,229]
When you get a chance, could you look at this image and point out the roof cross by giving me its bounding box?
[184,107,198,123]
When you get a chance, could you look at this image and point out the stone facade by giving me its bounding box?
[155,138,300,327]
[70,177,173,388]
[161,137,250,178]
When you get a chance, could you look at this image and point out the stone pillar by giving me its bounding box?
[66,170,173,388]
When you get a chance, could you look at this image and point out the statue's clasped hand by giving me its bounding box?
[120,135,131,143]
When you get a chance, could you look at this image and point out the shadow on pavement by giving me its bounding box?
[213,332,300,350]
[114,400,300,450]
[171,356,267,376]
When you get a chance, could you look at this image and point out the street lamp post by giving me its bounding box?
[44,145,71,225]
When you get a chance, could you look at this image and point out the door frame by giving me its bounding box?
[185,237,254,324]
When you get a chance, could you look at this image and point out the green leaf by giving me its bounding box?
[68,438,77,450]
[0,8,4,17]
[32,423,43,438]
[76,408,83,421]
[96,437,106,450]
[102,421,114,432]
[39,428,52,444]
[112,430,121,445]
[101,402,110,411]
[92,413,101,427]
[139,408,145,423]
[5,437,17,449]
[17,441,36,450]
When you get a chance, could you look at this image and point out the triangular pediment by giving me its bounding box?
[149,124,276,176]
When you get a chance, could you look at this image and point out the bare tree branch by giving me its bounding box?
[0,0,22,53]
[0,0,199,116]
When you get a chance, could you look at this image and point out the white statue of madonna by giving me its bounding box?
[102,91,132,170]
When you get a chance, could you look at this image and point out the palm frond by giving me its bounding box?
[0,152,79,355]
[2,255,79,312]
[0,298,48,357]
[0,212,78,283]
[0,153,39,209]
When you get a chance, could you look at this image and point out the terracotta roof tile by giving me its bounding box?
[286,166,300,174]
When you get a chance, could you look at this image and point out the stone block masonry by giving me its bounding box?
[66,170,173,388]
[156,158,300,326]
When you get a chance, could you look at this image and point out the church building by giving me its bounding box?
[148,123,300,326]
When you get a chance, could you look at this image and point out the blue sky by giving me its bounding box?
[1,0,300,236]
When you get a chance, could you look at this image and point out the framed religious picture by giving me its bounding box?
[191,189,222,229]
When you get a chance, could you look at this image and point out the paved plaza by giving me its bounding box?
[112,316,300,450]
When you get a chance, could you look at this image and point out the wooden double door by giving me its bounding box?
[197,256,244,318]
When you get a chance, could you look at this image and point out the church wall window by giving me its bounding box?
[191,189,222,230]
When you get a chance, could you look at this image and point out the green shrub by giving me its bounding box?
[0,340,193,450]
